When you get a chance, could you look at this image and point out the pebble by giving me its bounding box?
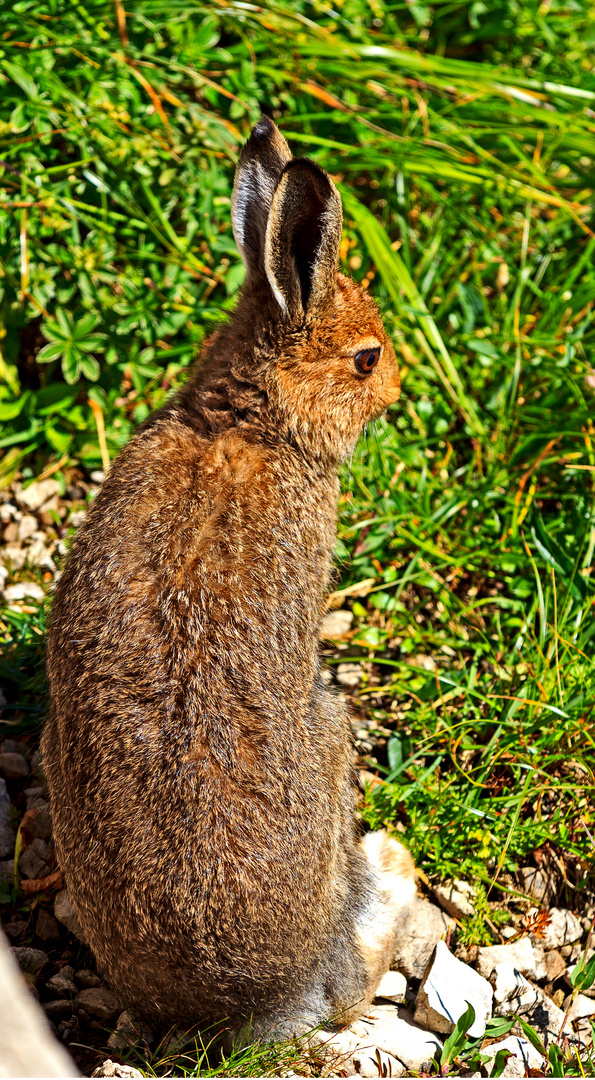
[518,866,555,903]
[2,545,28,569]
[354,1004,443,1072]
[91,1061,143,1078]
[544,948,566,983]
[539,907,583,949]
[17,515,39,542]
[0,777,15,857]
[0,859,15,884]
[77,986,121,1022]
[36,909,60,943]
[107,1009,152,1054]
[43,999,74,1020]
[2,581,45,602]
[495,972,566,1043]
[433,879,476,920]
[565,993,595,1024]
[19,836,52,879]
[0,751,29,781]
[336,663,364,687]
[16,479,60,512]
[314,1027,405,1077]
[3,921,26,940]
[47,966,77,997]
[319,609,354,640]
[414,940,493,1037]
[75,967,102,989]
[375,969,407,1003]
[480,1035,545,1076]
[476,937,536,981]
[9,946,49,976]
[54,888,86,942]
[392,896,455,980]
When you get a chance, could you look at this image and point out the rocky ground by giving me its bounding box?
[1,475,594,1077]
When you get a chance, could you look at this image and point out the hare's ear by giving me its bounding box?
[264,158,342,321]
[232,116,292,276]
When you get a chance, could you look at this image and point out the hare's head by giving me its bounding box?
[231,117,400,461]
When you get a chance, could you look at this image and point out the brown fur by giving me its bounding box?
[42,117,415,1039]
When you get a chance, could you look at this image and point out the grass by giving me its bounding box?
[1,0,595,1075]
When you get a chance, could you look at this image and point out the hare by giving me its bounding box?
[42,117,416,1040]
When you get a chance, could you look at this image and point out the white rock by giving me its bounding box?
[336,663,364,688]
[375,969,407,1003]
[566,994,595,1024]
[314,1028,405,1077]
[493,962,528,1005]
[495,974,565,1043]
[355,1004,443,1071]
[393,896,455,980]
[480,1036,545,1075]
[17,515,38,542]
[90,470,105,485]
[54,890,87,943]
[540,908,583,949]
[3,582,45,602]
[91,1062,142,1078]
[16,479,60,512]
[476,937,536,980]
[319,610,354,640]
[414,940,492,1038]
[433,879,476,920]
[1,546,28,570]
[26,539,56,571]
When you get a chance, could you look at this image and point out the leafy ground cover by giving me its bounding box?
[1,0,595,1074]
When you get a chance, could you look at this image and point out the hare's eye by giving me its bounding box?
[355,347,381,375]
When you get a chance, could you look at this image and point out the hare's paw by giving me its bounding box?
[361,830,416,890]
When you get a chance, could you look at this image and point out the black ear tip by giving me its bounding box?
[252,115,276,142]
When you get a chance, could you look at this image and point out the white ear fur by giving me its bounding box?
[231,117,292,277]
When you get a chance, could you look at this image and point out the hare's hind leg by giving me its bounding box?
[248,831,416,1042]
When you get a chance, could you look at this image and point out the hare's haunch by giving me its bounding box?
[42,118,416,1038]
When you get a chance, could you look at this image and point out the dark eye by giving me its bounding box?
[355,347,381,375]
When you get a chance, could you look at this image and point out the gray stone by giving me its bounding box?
[319,609,354,640]
[77,986,120,1022]
[494,972,566,1044]
[476,937,536,981]
[36,909,60,943]
[0,859,14,885]
[0,777,15,857]
[74,968,101,989]
[19,837,52,880]
[374,969,407,1003]
[518,866,555,903]
[433,879,476,920]
[392,896,455,980]
[27,800,53,841]
[54,890,86,943]
[9,947,49,976]
[43,999,74,1020]
[47,967,77,998]
[16,479,60,512]
[0,752,29,781]
[480,1035,545,1076]
[106,1010,153,1055]
[414,941,493,1037]
[544,949,566,983]
[540,908,583,950]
